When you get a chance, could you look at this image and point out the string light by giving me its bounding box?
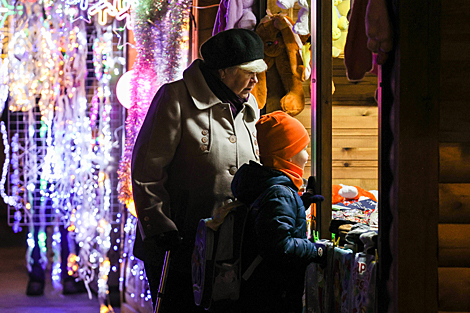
[2,0,190,309]
[116,0,191,308]
[2,0,124,309]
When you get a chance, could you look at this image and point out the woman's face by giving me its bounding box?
[290,146,309,170]
[219,67,258,99]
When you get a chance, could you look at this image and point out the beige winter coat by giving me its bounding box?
[131,59,260,270]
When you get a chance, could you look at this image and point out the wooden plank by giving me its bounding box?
[439,183,470,223]
[332,147,378,160]
[439,224,470,267]
[332,85,376,101]
[440,131,470,143]
[440,100,470,135]
[332,160,378,167]
[332,106,378,117]
[196,0,220,54]
[332,167,377,179]
[332,179,378,191]
[303,80,311,97]
[440,0,470,35]
[332,58,378,80]
[332,106,378,129]
[332,99,377,107]
[439,267,470,312]
[333,128,378,136]
[295,105,311,127]
[440,143,470,183]
[333,136,378,149]
[440,38,470,61]
[333,117,378,129]
[333,75,378,87]
[440,60,470,101]
[303,166,311,181]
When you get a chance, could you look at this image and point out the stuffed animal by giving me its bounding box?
[251,13,309,116]
[332,184,377,204]
[276,0,309,35]
[212,0,259,35]
[332,0,350,58]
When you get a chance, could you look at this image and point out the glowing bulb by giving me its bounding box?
[126,199,136,217]
[115,70,134,109]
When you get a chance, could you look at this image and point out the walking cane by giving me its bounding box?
[154,250,171,313]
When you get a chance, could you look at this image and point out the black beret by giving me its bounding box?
[200,29,265,70]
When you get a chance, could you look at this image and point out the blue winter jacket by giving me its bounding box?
[231,161,322,313]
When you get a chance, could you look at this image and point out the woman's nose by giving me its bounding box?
[252,74,259,84]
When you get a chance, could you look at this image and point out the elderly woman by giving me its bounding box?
[131,29,267,312]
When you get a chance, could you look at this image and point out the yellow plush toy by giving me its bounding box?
[332,0,350,58]
[251,13,309,116]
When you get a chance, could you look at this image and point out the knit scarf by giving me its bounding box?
[263,155,304,190]
[199,62,245,116]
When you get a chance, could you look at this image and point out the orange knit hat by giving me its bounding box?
[256,111,310,189]
[256,111,310,161]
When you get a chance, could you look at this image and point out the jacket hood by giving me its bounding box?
[231,161,297,205]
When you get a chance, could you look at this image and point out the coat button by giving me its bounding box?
[256,149,259,156]
[202,129,209,136]
[254,139,258,146]
[201,137,208,143]
[229,135,237,143]
[229,166,238,175]
[201,145,208,152]
[144,216,150,221]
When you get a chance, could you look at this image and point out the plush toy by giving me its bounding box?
[276,0,309,35]
[251,13,309,116]
[332,184,377,204]
[332,0,350,58]
[212,0,259,35]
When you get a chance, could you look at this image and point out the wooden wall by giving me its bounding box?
[438,1,470,312]
[332,58,378,191]
[193,0,220,58]
[378,0,440,311]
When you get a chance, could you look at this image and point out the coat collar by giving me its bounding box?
[183,59,259,119]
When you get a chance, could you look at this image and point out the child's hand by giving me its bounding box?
[300,192,325,209]
[300,176,324,209]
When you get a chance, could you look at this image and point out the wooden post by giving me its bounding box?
[310,0,332,239]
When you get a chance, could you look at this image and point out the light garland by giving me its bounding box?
[117,0,190,210]
[0,0,24,28]
[2,0,191,309]
[2,0,124,308]
[117,0,191,309]
[88,0,134,29]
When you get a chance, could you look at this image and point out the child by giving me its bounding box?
[231,110,326,313]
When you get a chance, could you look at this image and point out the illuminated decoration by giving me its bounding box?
[1,0,190,310]
[121,213,152,311]
[115,69,134,109]
[2,0,124,309]
[117,0,191,210]
[117,0,190,309]
[88,0,134,29]
[0,0,23,28]
[0,0,134,30]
